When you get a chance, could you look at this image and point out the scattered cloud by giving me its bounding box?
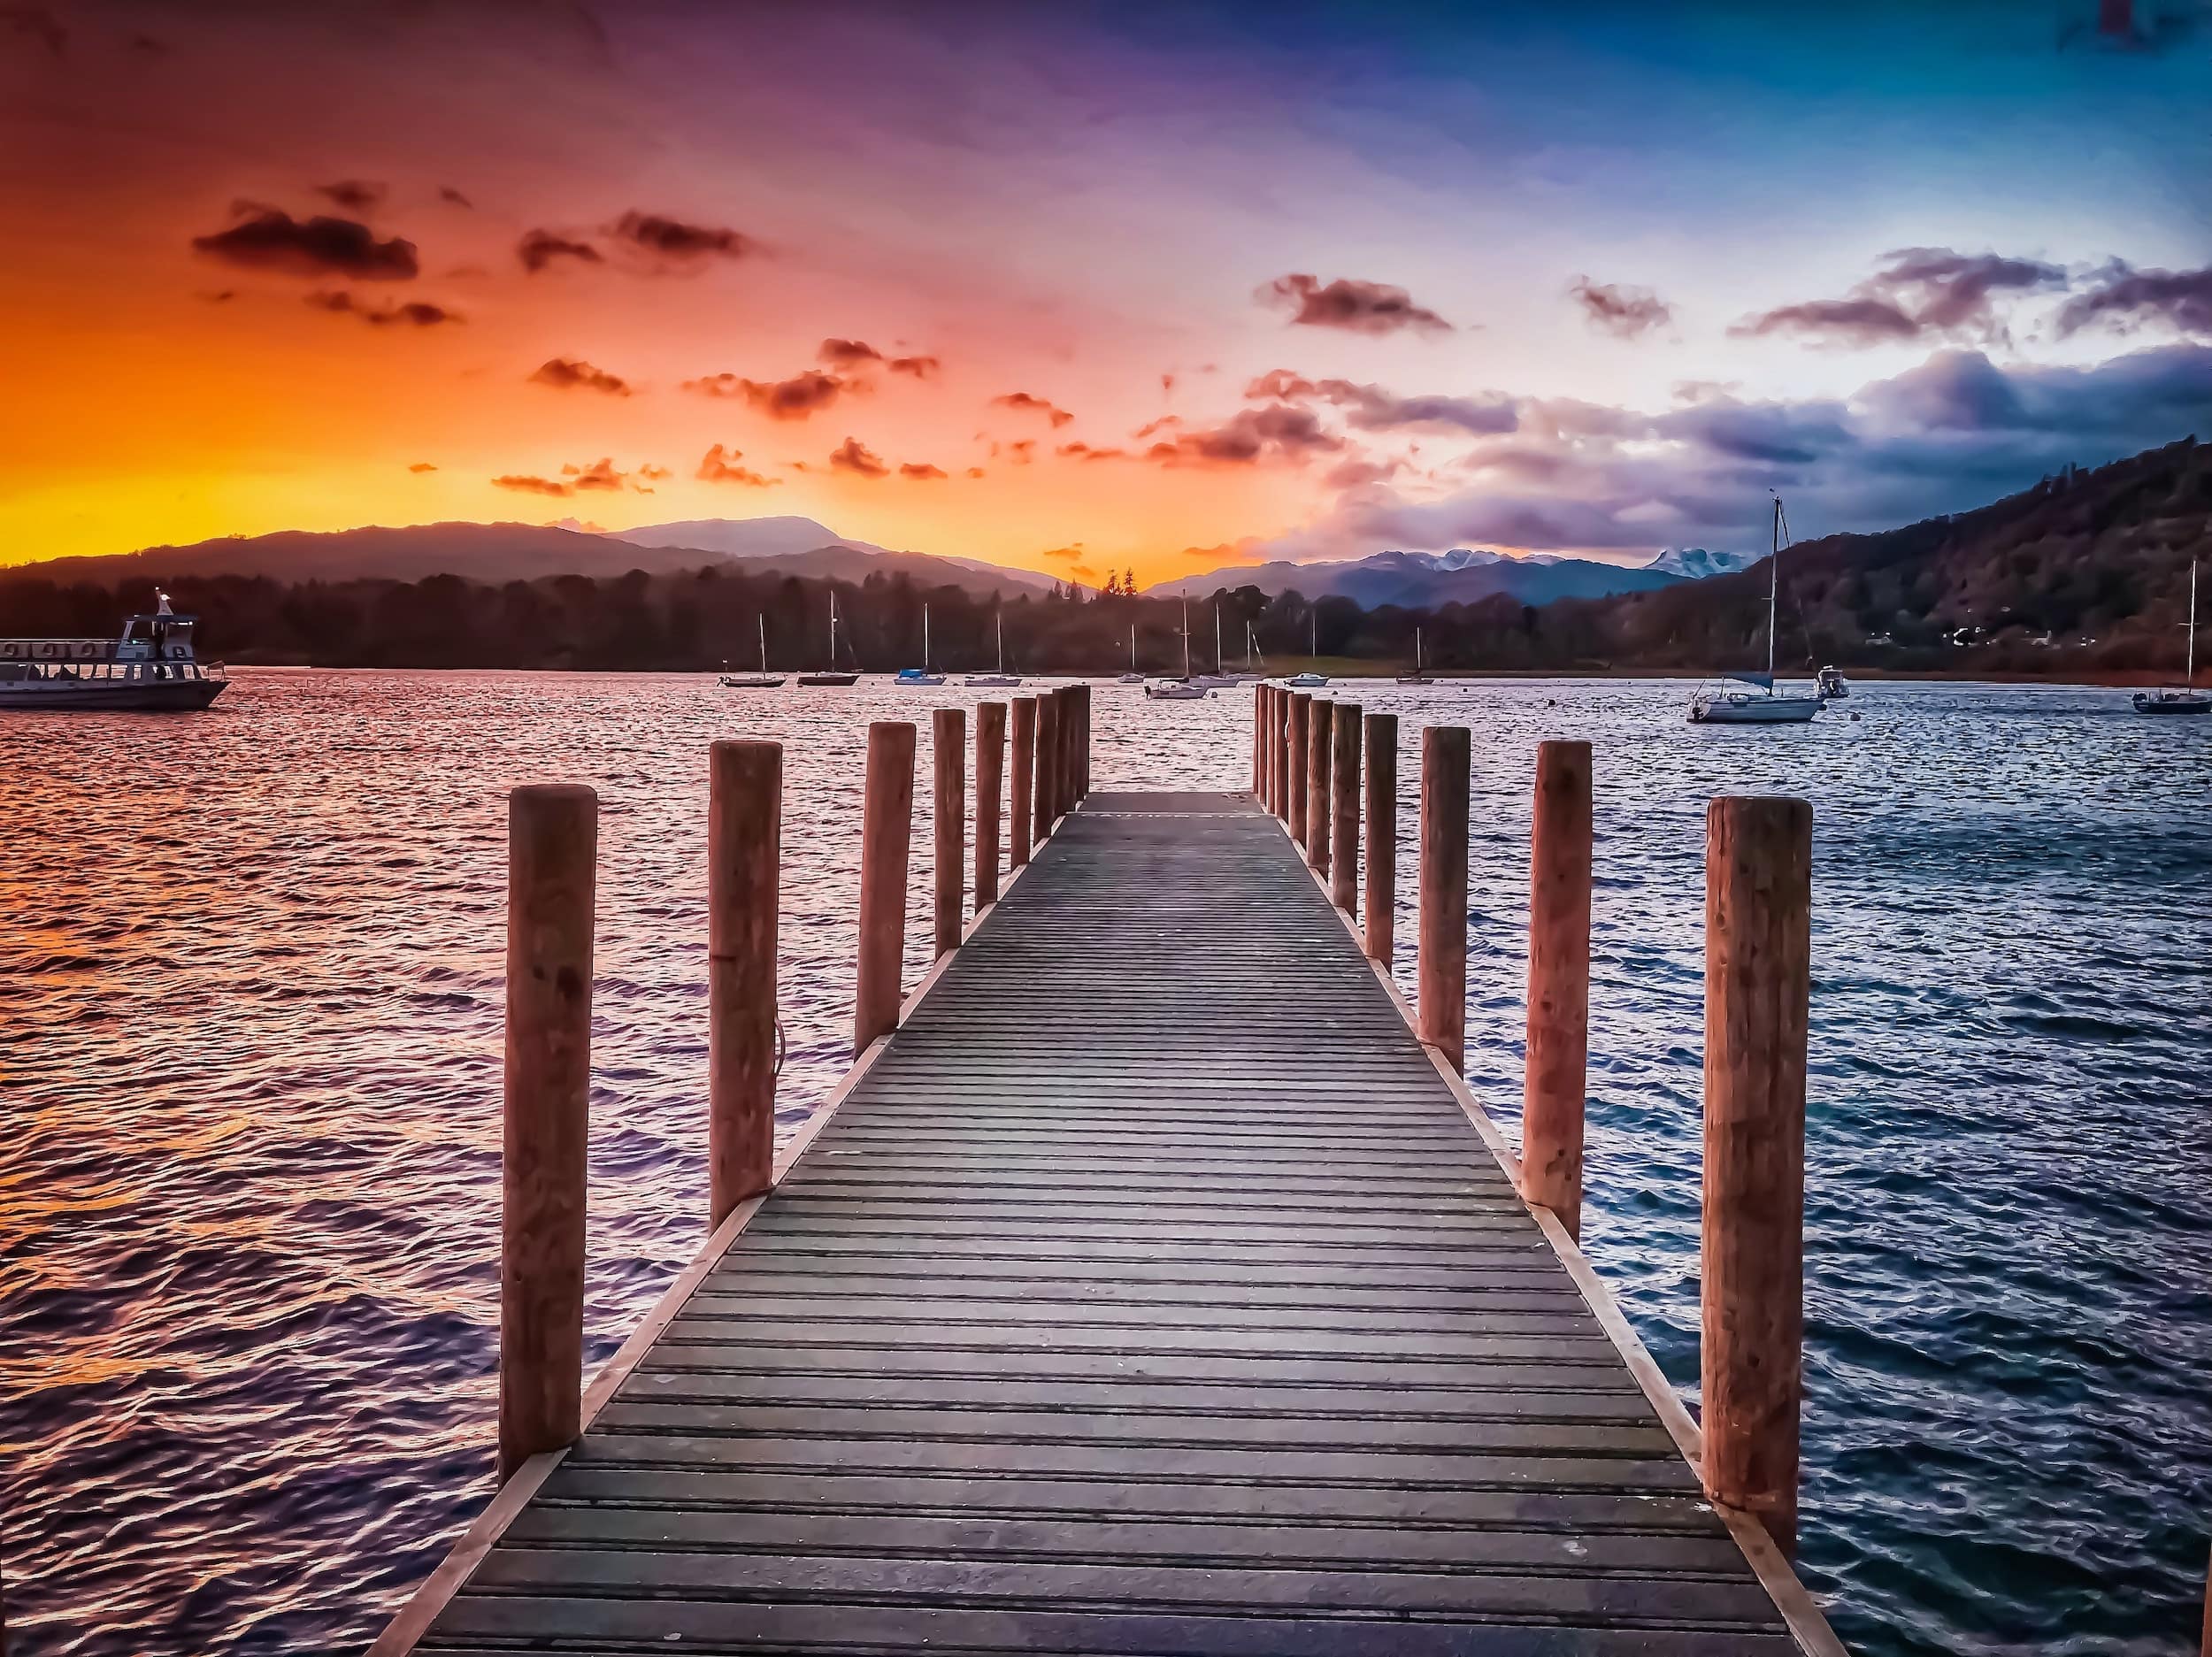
[829,437,889,478]
[492,473,572,496]
[818,337,939,378]
[636,463,672,481]
[408,462,437,473]
[530,357,631,395]
[1569,277,1673,340]
[1323,455,1407,489]
[899,462,948,479]
[559,457,626,491]
[1259,272,1451,336]
[1146,405,1345,467]
[192,209,418,280]
[1041,544,1083,562]
[1246,370,1517,435]
[439,186,472,209]
[314,179,386,213]
[306,290,460,326]
[2057,261,2212,339]
[1735,247,2067,347]
[518,229,602,272]
[964,466,987,479]
[685,368,853,418]
[887,354,939,379]
[1057,441,1127,461]
[696,443,781,487]
[606,211,754,266]
[992,391,1073,426]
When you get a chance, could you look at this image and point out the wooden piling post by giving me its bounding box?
[500,782,596,1482]
[1330,702,1362,912]
[1036,687,1061,834]
[1287,693,1310,845]
[1076,684,1092,799]
[1058,687,1080,812]
[1262,687,1279,810]
[1363,713,1397,964]
[932,708,965,956]
[1522,740,1593,1241]
[708,741,780,1229]
[1417,726,1470,1070]
[1010,696,1035,867]
[975,701,1005,912]
[1701,794,1812,1557]
[1277,689,1294,823]
[1306,699,1332,874]
[853,721,915,1055]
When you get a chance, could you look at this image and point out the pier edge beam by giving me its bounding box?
[853,720,916,1056]
[1306,698,1332,874]
[1363,712,1398,964]
[1330,701,1362,912]
[499,782,596,1482]
[1701,793,1812,1557]
[975,701,1006,912]
[1009,696,1036,867]
[1522,739,1593,1241]
[932,708,965,957]
[708,740,781,1229]
[1417,725,1471,1070]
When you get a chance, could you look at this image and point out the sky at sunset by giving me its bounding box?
[3,0,2210,586]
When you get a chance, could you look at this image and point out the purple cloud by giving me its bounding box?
[2057,262,2212,339]
[1258,273,1452,336]
[1569,277,1673,340]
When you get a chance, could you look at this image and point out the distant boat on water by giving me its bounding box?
[1118,622,1143,685]
[1146,595,1211,699]
[1397,625,1433,686]
[966,610,1021,687]
[1690,498,1825,725]
[0,592,227,711]
[2134,556,2208,716]
[798,591,861,687]
[895,604,948,687]
[720,615,785,688]
[1279,611,1329,688]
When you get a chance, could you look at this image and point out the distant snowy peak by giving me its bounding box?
[1645,546,1757,579]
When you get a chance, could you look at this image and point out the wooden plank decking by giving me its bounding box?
[391,790,1839,1655]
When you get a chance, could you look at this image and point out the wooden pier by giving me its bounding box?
[373,689,1846,1656]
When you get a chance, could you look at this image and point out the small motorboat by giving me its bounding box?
[2134,557,2208,715]
[1281,671,1327,689]
[1815,664,1848,700]
[0,592,227,711]
[1144,677,1210,700]
[720,616,785,688]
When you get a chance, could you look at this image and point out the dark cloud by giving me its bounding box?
[608,211,754,265]
[697,444,781,487]
[899,462,948,479]
[492,473,572,496]
[1246,370,1517,435]
[559,457,626,491]
[1147,405,1345,466]
[992,391,1073,426]
[192,209,418,280]
[819,338,939,379]
[684,368,853,418]
[314,179,386,213]
[1323,456,1406,489]
[408,462,437,473]
[2,5,65,56]
[306,290,460,326]
[1735,247,2066,347]
[829,437,889,479]
[529,357,631,395]
[439,186,473,209]
[887,354,939,379]
[1569,277,1672,340]
[518,229,602,272]
[1259,273,1451,336]
[2057,262,2212,339]
[1057,441,1127,461]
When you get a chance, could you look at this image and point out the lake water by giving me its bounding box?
[2,670,2207,1656]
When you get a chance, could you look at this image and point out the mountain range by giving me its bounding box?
[1157,544,1755,608]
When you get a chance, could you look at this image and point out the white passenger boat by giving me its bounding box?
[1690,499,1825,725]
[0,594,227,711]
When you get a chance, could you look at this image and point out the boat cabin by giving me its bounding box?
[0,597,219,686]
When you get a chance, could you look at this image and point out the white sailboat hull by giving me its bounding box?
[1690,693,1824,725]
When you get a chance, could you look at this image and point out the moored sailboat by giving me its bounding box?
[895,603,947,687]
[1280,610,1328,688]
[2133,556,2209,716]
[1145,596,1210,699]
[1118,623,1143,685]
[797,591,861,687]
[1396,625,1433,686]
[720,615,785,688]
[1689,499,1824,725]
[966,610,1022,687]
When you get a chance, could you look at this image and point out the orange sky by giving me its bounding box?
[2,3,2204,587]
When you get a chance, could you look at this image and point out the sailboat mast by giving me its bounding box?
[1130,623,1136,671]
[924,604,931,671]
[758,613,767,674]
[1181,597,1191,678]
[1215,604,1224,674]
[2190,558,2200,687]
[828,592,837,666]
[1767,498,1780,687]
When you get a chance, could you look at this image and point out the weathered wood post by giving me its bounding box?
[853,721,915,1055]
[1058,686,1080,812]
[1417,726,1470,1070]
[1287,693,1310,845]
[1330,702,1362,911]
[932,708,965,956]
[1262,687,1279,810]
[708,741,780,1229]
[1363,713,1397,964]
[1036,687,1061,834]
[1010,696,1035,867]
[975,701,1005,912]
[1701,794,1812,1557]
[500,782,596,1481]
[1522,740,1593,1241]
[1306,698,1332,875]
[1076,684,1092,799]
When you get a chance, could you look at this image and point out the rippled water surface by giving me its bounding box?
[3,670,2208,1655]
